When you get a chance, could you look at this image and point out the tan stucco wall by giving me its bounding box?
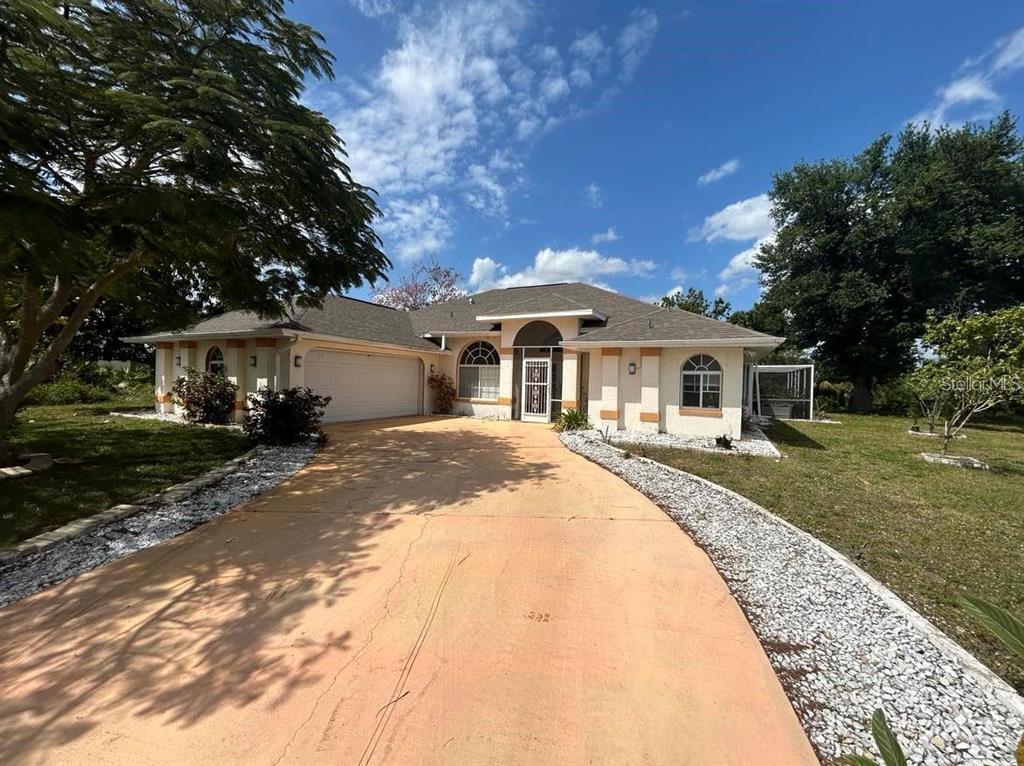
[165,336,445,421]
[586,346,745,439]
[438,335,509,419]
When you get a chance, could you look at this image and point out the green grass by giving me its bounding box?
[625,414,1024,692]
[0,401,251,548]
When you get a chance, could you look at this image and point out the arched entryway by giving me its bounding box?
[512,321,563,422]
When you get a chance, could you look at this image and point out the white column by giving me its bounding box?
[254,338,277,391]
[154,342,174,413]
[561,352,578,411]
[173,341,197,416]
[498,346,514,417]
[225,339,248,422]
[639,348,661,433]
[600,348,620,426]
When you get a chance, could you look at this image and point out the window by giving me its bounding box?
[458,341,500,399]
[681,354,721,409]
[206,346,226,376]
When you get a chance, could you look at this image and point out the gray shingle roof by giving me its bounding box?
[132,282,780,349]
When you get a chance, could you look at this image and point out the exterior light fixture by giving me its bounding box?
[628,362,637,375]
[249,355,257,367]
[294,355,302,368]
[175,355,181,367]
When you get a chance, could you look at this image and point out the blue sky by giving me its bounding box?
[294,1,1024,309]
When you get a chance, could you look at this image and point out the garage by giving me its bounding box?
[305,348,422,422]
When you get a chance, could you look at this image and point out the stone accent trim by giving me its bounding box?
[499,347,514,355]
[254,338,278,348]
[497,397,513,405]
[640,347,662,357]
[639,412,660,423]
[455,397,499,404]
[600,409,619,420]
[177,340,197,349]
[601,347,621,356]
[0,446,268,564]
[233,401,246,410]
[561,400,578,409]
[678,407,723,418]
[155,341,174,350]
[226,338,246,348]
[155,394,173,404]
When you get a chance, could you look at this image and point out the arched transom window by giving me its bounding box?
[206,346,226,376]
[458,341,500,399]
[681,354,721,409]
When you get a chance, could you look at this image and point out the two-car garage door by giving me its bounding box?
[305,349,421,423]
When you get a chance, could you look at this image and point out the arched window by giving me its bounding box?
[681,354,721,409]
[458,341,500,399]
[205,346,226,376]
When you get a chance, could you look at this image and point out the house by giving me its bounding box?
[126,282,782,439]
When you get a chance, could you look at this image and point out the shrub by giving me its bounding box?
[428,372,456,414]
[243,387,331,444]
[715,434,734,450]
[553,408,591,432]
[25,377,110,405]
[171,369,237,424]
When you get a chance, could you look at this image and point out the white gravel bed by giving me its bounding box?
[0,443,315,608]
[560,431,1024,765]
[599,423,782,458]
[111,409,242,429]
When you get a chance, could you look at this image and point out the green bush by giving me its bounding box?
[22,360,154,407]
[553,408,591,432]
[25,377,111,405]
[243,387,331,444]
[171,369,237,424]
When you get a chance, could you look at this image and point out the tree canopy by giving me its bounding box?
[0,0,387,457]
[757,113,1024,410]
[372,259,466,311]
[660,287,731,320]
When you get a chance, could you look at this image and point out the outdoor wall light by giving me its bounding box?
[628,362,637,375]
[294,355,302,368]
[175,355,181,367]
[249,355,257,367]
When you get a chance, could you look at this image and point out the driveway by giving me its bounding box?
[0,417,816,765]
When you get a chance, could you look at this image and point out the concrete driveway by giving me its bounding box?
[0,417,816,765]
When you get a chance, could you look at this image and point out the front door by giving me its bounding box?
[521,359,551,422]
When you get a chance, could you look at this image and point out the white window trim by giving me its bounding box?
[680,354,723,410]
[457,341,500,400]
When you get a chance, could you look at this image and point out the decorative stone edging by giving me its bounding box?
[560,430,1024,765]
[0,446,268,564]
[0,453,53,481]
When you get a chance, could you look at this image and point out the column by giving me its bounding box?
[498,346,514,416]
[600,348,620,426]
[154,342,174,413]
[254,338,277,391]
[561,352,578,411]
[174,341,196,416]
[639,347,661,433]
[225,338,248,422]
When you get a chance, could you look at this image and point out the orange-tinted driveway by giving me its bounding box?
[0,417,816,765]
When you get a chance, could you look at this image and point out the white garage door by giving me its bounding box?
[305,349,421,422]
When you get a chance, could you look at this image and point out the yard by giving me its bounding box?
[625,414,1024,693]
[0,403,251,548]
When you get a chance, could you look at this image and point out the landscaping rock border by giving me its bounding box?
[0,442,316,607]
[560,430,1024,766]
[599,423,782,458]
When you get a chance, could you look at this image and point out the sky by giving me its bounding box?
[293,0,1024,309]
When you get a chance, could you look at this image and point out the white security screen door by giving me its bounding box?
[521,359,551,422]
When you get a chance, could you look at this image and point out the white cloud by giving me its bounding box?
[377,195,452,263]
[911,26,1024,128]
[697,158,740,185]
[669,266,687,281]
[468,247,655,290]
[715,236,773,296]
[689,193,773,243]
[583,182,603,208]
[310,2,660,262]
[619,8,659,82]
[591,227,619,244]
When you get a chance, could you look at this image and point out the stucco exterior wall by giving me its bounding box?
[437,335,509,419]
[585,345,745,439]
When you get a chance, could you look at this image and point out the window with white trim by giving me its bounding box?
[680,354,721,409]
[206,346,226,376]
[458,341,500,399]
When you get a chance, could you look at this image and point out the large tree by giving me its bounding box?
[660,287,731,320]
[372,259,466,311]
[0,0,387,460]
[757,114,1024,411]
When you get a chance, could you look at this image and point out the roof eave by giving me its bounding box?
[560,337,783,349]
[474,308,607,322]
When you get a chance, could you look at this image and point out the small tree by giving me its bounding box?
[906,363,950,434]
[171,370,237,425]
[428,372,456,415]
[373,259,466,311]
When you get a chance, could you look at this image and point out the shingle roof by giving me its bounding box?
[130,282,780,349]
[133,296,441,351]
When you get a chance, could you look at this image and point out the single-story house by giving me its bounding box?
[126,282,782,439]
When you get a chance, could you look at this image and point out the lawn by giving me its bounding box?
[625,414,1024,693]
[0,402,252,548]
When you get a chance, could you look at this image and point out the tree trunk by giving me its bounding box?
[0,396,20,466]
[850,373,873,413]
